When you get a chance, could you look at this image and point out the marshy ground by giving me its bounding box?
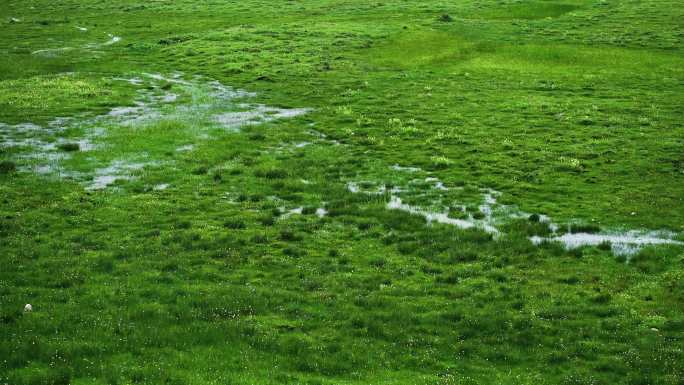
[1,0,683,384]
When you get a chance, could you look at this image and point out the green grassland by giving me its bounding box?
[1,0,683,384]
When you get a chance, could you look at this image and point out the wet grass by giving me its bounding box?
[1,0,683,384]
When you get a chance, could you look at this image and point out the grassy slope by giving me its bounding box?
[1,0,683,384]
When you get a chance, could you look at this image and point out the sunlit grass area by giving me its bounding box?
[0,74,133,124]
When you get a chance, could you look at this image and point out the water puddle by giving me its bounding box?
[426,177,448,191]
[1,72,311,190]
[214,105,310,130]
[348,172,501,234]
[103,35,121,46]
[84,35,121,49]
[86,160,147,190]
[391,164,421,172]
[531,232,683,256]
[176,144,194,152]
[32,33,121,56]
[345,165,683,256]
[31,47,75,56]
[112,77,144,86]
[281,207,304,218]
[1,120,98,159]
[274,141,317,153]
[279,206,328,219]
[346,182,391,195]
[387,196,499,234]
[307,129,342,146]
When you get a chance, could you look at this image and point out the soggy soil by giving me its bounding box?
[1,72,311,190]
[346,165,683,256]
[32,34,122,56]
[530,231,683,256]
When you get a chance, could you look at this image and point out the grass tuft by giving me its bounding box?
[0,160,16,174]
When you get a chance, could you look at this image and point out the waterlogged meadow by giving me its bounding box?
[1,0,683,384]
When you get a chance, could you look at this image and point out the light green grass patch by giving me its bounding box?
[0,74,133,124]
[467,43,684,75]
[367,30,684,75]
[367,31,477,69]
[474,1,587,20]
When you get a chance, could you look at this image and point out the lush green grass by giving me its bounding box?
[0,74,134,124]
[472,1,586,20]
[1,0,683,384]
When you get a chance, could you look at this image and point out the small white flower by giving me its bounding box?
[24,304,32,312]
